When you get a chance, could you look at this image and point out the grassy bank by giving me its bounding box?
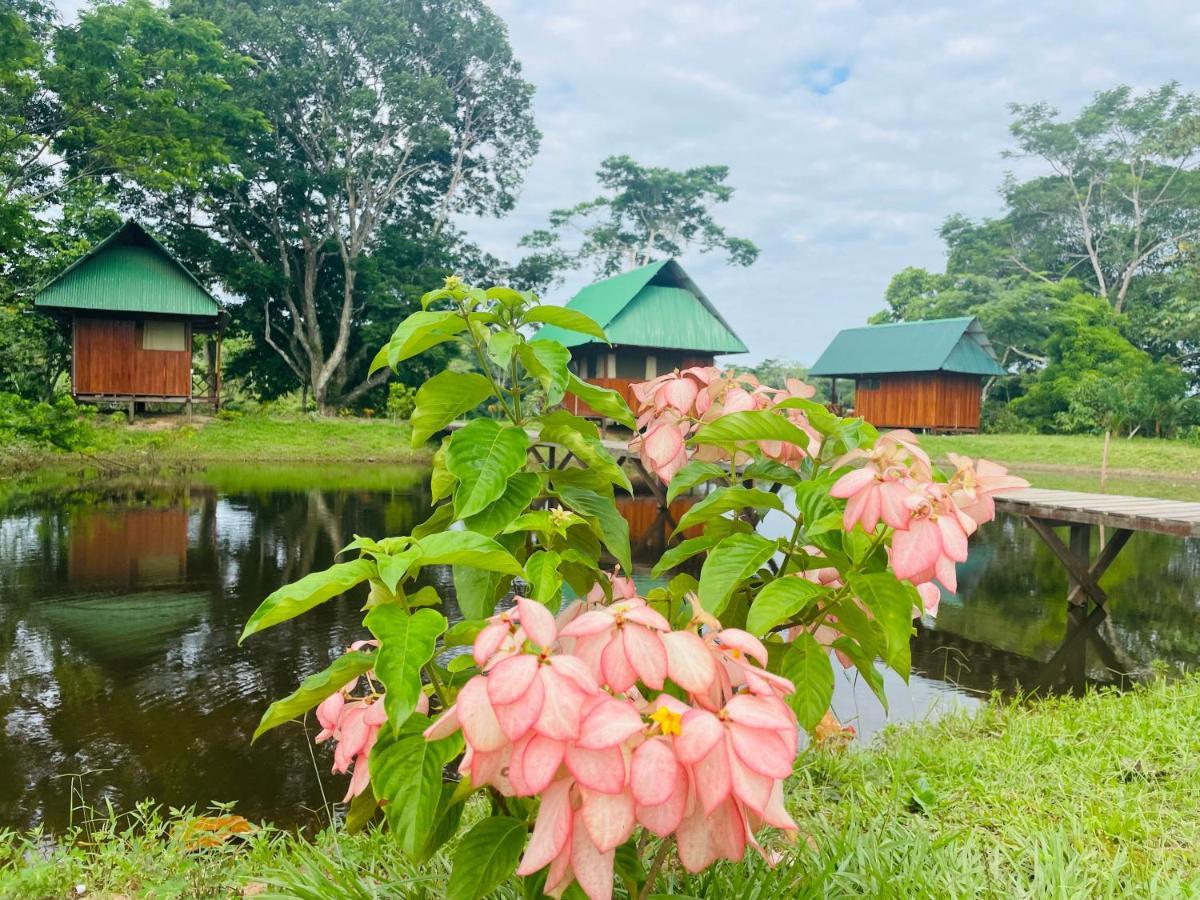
[4,676,1198,898]
[924,432,1200,479]
[24,413,428,469]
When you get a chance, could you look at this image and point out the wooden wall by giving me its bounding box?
[73,316,191,399]
[564,352,714,419]
[854,371,982,431]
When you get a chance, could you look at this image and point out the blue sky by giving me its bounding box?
[54,0,1200,363]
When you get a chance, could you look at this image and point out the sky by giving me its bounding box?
[53,0,1200,364]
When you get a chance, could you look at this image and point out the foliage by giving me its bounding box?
[241,280,1023,899]
[8,676,1200,897]
[387,382,418,422]
[0,391,92,451]
[146,0,539,412]
[515,155,759,290]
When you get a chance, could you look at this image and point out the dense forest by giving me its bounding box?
[2,0,1199,436]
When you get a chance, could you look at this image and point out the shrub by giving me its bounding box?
[0,392,93,451]
[240,277,1027,900]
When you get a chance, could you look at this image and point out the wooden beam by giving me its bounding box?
[1067,528,1132,607]
[1024,517,1109,607]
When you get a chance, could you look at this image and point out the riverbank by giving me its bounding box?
[4,675,1197,898]
[7,413,428,474]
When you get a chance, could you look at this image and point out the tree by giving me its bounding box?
[0,0,250,399]
[517,154,758,286]
[950,83,1200,312]
[156,0,539,412]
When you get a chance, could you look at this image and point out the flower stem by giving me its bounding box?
[639,838,673,900]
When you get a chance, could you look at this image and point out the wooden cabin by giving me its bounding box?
[34,221,222,413]
[809,317,1006,432]
[534,259,747,417]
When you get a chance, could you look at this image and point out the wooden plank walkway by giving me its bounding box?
[994,487,1200,609]
[995,488,1200,538]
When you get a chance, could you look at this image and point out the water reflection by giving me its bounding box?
[0,468,1197,830]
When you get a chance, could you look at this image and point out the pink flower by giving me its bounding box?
[559,597,672,692]
[830,429,933,534]
[947,453,1029,526]
[889,485,975,591]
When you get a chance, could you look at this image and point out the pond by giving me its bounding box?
[1,464,1198,831]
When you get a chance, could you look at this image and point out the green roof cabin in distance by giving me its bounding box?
[533,258,747,421]
[34,220,224,416]
[809,317,1007,433]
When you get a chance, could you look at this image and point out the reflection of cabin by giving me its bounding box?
[809,317,1006,432]
[69,507,190,585]
[34,221,222,413]
[534,259,748,418]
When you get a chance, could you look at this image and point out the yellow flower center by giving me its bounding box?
[650,705,683,736]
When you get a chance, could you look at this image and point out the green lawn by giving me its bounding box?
[923,432,1200,478]
[86,413,427,464]
[4,676,1198,898]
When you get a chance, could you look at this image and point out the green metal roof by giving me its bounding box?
[35,220,220,319]
[533,259,748,354]
[809,317,1006,377]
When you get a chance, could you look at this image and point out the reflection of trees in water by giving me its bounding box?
[0,479,433,830]
[934,516,1200,677]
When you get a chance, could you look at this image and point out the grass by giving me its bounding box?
[4,675,1199,898]
[924,432,1200,480]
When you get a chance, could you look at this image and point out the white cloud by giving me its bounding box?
[51,0,1200,363]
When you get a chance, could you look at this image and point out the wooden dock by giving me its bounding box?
[994,488,1200,608]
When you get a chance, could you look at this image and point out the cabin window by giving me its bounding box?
[606,353,616,378]
[142,320,186,351]
[860,377,881,391]
[578,356,588,379]
[645,355,657,379]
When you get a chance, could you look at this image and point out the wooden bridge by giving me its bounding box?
[995,488,1200,609]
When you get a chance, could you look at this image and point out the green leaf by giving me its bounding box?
[697,533,777,616]
[741,459,803,487]
[780,632,835,732]
[377,547,421,593]
[465,472,541,536]
[241,559,374,642]
[832,635,888,710]
[416,531,525,575]
[847,572,915,680]
[251,648,376,741]
[524,549,563,609]
[540,410,632,493]
[410,371,495,447]
[447,816,528,900]
[453,564,512,621]
[557,486,632,573]
[487,331,521,367]
[381,310,467,372]
[521,304,609,342]
[772,396,840,434]
[365,606,447,732]
[371,724,463,856]
[344,782,379,834]
[650,534,719,577]
[746,578,827,636]
[517,339,572,405]
[689,410,812,449]
[431,440,456,504]
[673,486,785,534]
[565,373,636,428]
[444,619,487,647]
[666,461,728,503]
[412,503,454,540]
[446,418,530,519]
[413,783,466,863]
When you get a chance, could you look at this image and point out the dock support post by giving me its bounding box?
[1025,517,1134,610]
[1067,525,1090,607]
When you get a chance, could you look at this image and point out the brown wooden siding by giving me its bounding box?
[854,372,982,431]
[68,507,189,585]
[73,315,191,398]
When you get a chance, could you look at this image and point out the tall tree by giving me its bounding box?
[950,83,1200,312]
[158,0,539,412]
[516,154,758,288]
